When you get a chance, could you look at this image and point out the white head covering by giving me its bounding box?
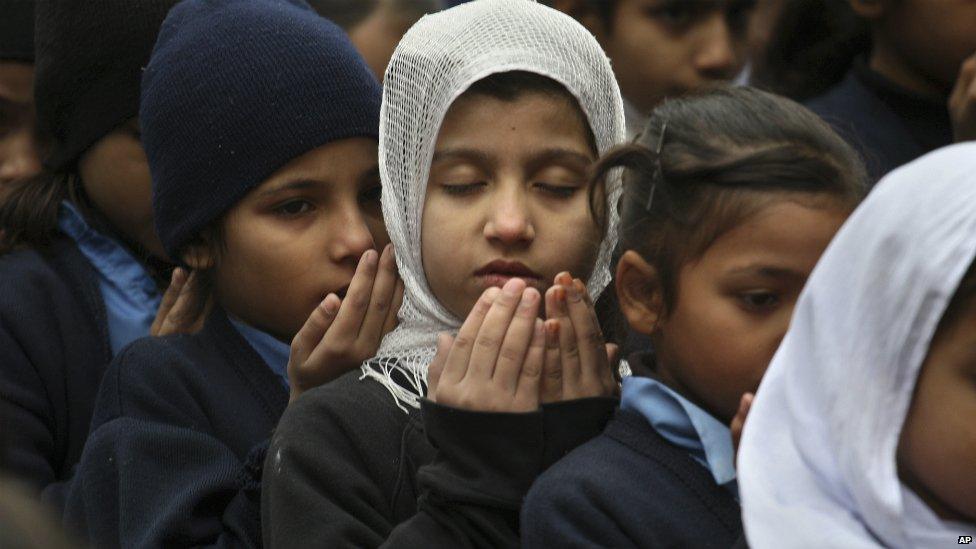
[360,0,626,410]
[738,143,976,548]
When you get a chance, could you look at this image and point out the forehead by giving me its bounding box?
[691,198,848,275]
[433,92,595,158]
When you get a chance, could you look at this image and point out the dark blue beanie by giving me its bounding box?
[142,0,382,260]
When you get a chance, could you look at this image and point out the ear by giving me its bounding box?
[847,0,887,20]
[615,250,665,336]
[550,0,610,42]
[180,236,217,271]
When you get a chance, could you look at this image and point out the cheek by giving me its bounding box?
[664,290,777,418]
[899,370,976,520]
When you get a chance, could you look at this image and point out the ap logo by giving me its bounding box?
[960,536,974,544]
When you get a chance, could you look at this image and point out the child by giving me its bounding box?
[62,0,398,546]
[263,1,625,546]
[549,0,756,136]
[0,0,183,501]
[804,0,976,181]
[0,0,41,186]
[307,0,441,81]
[520,86,868,548]
[738,143,976,547]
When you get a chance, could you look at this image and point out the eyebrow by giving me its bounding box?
[431,147,593,171]
[258,179,320,198]
[724,265,806,282]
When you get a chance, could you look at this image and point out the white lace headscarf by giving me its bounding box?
[360,0,625,411]
[738,143,976,548]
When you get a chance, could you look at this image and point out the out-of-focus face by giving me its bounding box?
[649,198,848,422]
[860,0,976,93]
[591,0,754,113]
[0,61,42,185]
[898,292,976,523]
[421,91,603,320]
[347,4,419,81]
[78,118,167,260]
[207,137,387,341]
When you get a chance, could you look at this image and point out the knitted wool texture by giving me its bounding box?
[33,0,180,171]
[142,0,382,259]
[362,0,626,410]
[0,0,34,61]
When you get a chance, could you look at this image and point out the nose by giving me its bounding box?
[484,182,535,246]
[692,14,740,80]
[329,202,377,265]
[0,130,43,183]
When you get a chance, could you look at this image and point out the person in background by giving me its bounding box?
[548,0,756,137]
[308,0,441,80]
[0,0,209,505]
[802,0,976,182]
[0,0,42,187]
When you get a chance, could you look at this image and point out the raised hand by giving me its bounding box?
[426,278,545,413]
[540,272,618,403]
[152,267,212,336]
[287,244,403,403]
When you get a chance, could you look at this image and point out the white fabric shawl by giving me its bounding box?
[361,0,626,410]
[738,142,976,548]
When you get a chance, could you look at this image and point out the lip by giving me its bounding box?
[474,260,543,289]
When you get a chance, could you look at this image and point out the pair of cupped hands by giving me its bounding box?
[151,244,617,408]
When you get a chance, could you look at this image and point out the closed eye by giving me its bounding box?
[441,182,487,196]
[535,182,578,198]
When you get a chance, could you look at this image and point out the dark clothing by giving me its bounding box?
[521,407,742,548]
[262,371,616,548]
[806,60,953,183]
[0,238,111,503]
[63,308,288,548]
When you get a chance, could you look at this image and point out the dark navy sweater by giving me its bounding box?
[63,307,288,548]
[521,407,742,549]
[263,369,616,548]
[0,238,111,504]
[806,60,953,183]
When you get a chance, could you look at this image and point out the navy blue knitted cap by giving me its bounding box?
[142,0,382,260]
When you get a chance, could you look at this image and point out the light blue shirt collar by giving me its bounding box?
[621,375,738,498]
[57,201,160,355]
[228,317,290,389]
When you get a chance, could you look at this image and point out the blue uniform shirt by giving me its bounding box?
[58,201,161,355]
[229,317,290,388]
[620,374,738,499]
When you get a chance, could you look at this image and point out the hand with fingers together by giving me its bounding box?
[288,244,404,403]
[152,267,213,336]
[427,278,546,414]
[539,272,619,404]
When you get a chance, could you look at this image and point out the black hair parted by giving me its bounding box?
[591,85,867,315]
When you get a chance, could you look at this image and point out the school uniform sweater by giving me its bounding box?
[62,307,288,548]
[521,353,742,549]
[0,237,112,502]
[262,370,616,548]
[805,59,953,183]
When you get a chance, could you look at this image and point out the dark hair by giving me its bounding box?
[305,0,379,29]
[591,86,866,319]
[0,171,79,253]
[752,0,870,101]
[938,260,976,333]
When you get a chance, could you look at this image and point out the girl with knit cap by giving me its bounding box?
[63,0,397,546]
[738,143,976,547]
[263,1,624,546]
[0,0,192,502]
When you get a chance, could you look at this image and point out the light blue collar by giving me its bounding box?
[57,201,160,355]
[228,317,290,389]
[621,375,738,498]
